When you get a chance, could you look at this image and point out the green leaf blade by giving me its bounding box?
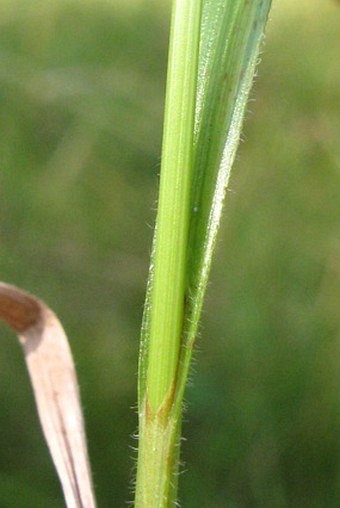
[174,0,273,411]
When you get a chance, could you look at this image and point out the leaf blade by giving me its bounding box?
[0,282,96,508]
[174,0,273,411]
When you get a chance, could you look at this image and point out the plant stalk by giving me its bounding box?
[135,0,202,506]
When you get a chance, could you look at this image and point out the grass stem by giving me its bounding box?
[146,0,202,418]
[135,1,202,506]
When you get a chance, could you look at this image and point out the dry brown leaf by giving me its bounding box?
[0,282,97,508]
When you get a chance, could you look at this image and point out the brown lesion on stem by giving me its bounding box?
[156,378,177,426]
[144,377,177,427]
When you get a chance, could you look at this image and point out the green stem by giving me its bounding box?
[146,0,202,417]
[135,0,202,506]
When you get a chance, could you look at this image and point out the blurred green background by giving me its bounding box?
[0,0,339,506]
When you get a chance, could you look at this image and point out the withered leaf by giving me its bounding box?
[0,282,97,508]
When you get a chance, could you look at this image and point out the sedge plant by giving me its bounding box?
[0,0,272,507]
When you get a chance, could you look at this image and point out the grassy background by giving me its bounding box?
[0,0,339,506]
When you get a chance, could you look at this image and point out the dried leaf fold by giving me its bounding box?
[0,282,96,508]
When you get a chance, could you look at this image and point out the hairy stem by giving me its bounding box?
[135,0,202,506]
